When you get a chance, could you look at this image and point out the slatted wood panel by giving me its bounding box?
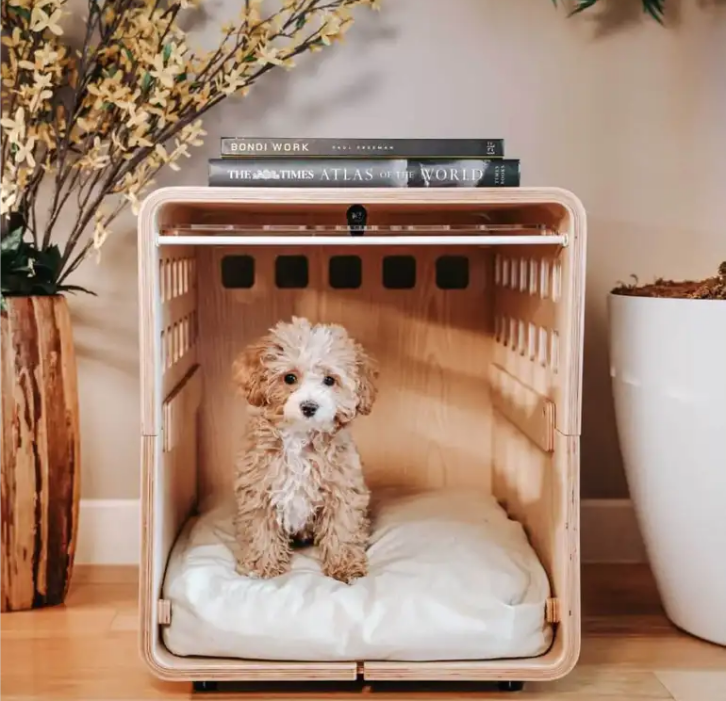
[196,244,493,503]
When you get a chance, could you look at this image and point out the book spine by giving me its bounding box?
[219,137,505,159]
[208,158,520,188]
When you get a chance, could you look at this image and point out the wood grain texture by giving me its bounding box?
[1,296,81,612]
[197,244,493,502]
[136,187,587,684]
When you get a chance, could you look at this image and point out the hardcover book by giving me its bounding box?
[208,158,520,188]
[220,138,505,159]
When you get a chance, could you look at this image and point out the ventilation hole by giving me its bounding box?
[510,259,518,289]
[552,261,562,302]
[540,260,550,299]
[221,255,255,289]
[383,255,416,289]
[538,327,548,367]
[172,260,179,298]
[518,320,526,356]
[276,255,308,289]
[502,258,510,287]
[171,324,180,363]
[160,330,166,369]
[528,322,536,360]
[519,259,528,292]
[329,255,362,289]
[436,255,469,289]
[159,262,166,302]
[495,255,502,286]
[182,259,189,294]
[167,262,174,299]
[509,318,517,349]
[529,259,538,295]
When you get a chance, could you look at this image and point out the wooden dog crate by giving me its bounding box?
[137,187,586,689]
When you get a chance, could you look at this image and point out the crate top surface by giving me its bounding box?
[139,185,585,214]
[138,187,585,246]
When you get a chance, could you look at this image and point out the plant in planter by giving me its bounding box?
[0,0,378,612]
[608,263,726,646]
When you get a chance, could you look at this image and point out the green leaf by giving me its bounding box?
[643,0,665,23]
[163,43,172,64]
[141,72,152,91]
[34,244,62,277]
[568,0,600,16]
[1,227,23,253]
[9,5,31,20]
[59,285,97,296]
[296,14,307,30]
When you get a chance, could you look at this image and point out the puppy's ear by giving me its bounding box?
[354,343,379,416]
[232,338,269,407]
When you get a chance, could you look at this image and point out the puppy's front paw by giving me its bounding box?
[323,546,368,584]
[235,556,290,579]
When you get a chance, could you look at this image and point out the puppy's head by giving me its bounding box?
[233,317,378,431]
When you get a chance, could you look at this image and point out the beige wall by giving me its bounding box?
[67,0,726,500]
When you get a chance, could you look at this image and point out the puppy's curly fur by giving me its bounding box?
[231,317,378,584]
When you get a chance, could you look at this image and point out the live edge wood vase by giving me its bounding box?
[1,295,81,612]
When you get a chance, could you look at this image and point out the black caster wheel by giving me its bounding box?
[497,680,525,692]
[193,681,218,692]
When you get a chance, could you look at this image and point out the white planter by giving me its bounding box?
[608,293,726,646]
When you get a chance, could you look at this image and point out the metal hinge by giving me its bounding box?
[158,599,172,625]
[545,597,561,624]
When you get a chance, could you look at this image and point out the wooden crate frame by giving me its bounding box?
[137,186,586,686]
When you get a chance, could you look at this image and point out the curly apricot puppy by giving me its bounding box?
[231,317,378,584]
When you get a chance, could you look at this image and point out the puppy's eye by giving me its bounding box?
[322,376,336,387]
[283,373,297,385]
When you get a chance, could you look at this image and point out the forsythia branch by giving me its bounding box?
[0,0,381,288]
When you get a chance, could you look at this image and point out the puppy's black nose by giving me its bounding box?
[300,401,318,418]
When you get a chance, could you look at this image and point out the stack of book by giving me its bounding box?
[207,138,520,188]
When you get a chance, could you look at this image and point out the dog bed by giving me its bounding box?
[161,489,553,661]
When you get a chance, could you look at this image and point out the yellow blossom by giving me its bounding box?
[30,5,64,35]
[15,136,37,168]
[1,0,381,278]
[0,107,26,141]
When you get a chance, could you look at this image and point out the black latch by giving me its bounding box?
[346,204,367,236]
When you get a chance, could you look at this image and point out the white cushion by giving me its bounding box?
[162,489,553,661]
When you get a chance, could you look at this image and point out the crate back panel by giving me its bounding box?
[196,244,494,503]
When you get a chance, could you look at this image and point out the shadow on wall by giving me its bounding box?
[169,4,398,183]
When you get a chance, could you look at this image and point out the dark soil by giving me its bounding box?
[611,262,726,299]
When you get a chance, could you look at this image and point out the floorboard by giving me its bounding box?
[1,565,724,700]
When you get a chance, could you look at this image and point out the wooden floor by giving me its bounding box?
[1,564,725,700]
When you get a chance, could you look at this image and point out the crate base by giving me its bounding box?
[498,680,525,692]
[190,678,526,693]
[192,680,218,693]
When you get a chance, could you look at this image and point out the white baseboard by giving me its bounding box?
[76,499,140,565]
[74,498,646,566]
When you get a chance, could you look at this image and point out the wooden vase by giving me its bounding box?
[1,296,81,611]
